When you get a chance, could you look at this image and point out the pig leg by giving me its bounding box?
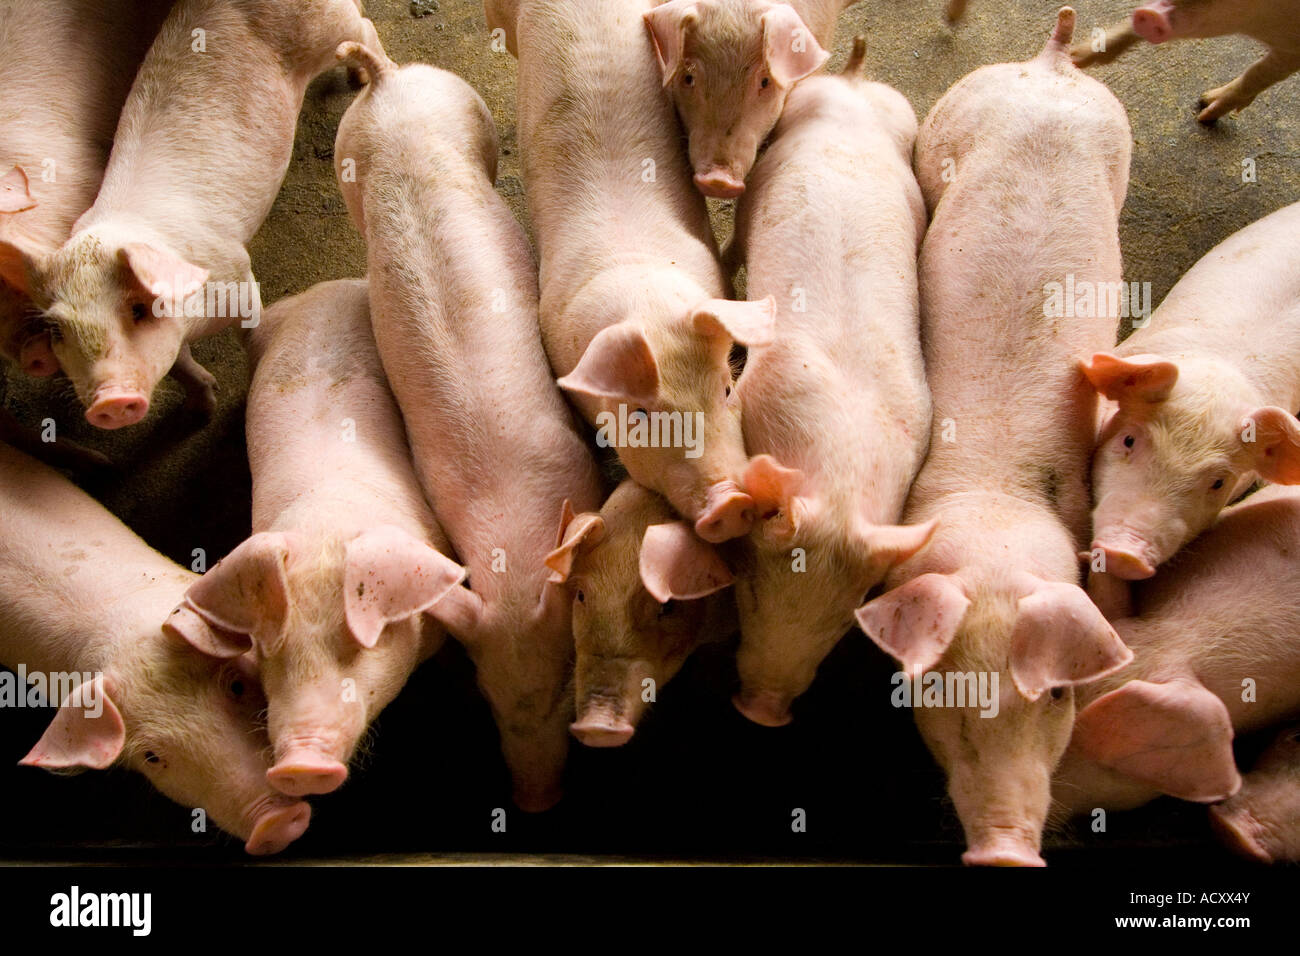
[1198,49,1300,124]
[1070,20,1142,68]
[171,343,218,417]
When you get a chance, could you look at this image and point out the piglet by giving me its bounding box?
[854,9,1135,867]
[1071,1,1300,124]
[334,47,605,811]
[498,0,774,543]
[0,0,382,429]
[1212,723,1300,864]
[546,478,736,745]
[1052,484,1300,846]
[728,39,934,727]
[172,279,464,797]
[0,442,309,854]
[1084,200,1300,581]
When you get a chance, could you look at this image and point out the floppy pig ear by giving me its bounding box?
[181,532,293,652]
[1080,352,1178,406]
[118,242,209,301]
[344,525,467,649]
[640,521,733,602]
[762,3,829,87]
[1244,406,1300,484]
[163,603,251,659]
[643,0,698,85]
[1009,579,1133,701]
[1072,679,1241,802]
[0,166,36,213]
[855,573,970,677]
[544,499,607,584]
[0,237,39,294]
[556,321,659,405]
[692,296,776,348]
[19,675,125,771]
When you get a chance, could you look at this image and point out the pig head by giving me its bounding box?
[557,295,775,543]
[0,226,212,428]
[1212,723,1300,864]
[546,481,735,746]
[171,525,464,797]
[856,567,1132,866]
[20,641,311,856]
[1084,352,1300,578]
[733,455,937,727]
[644,0,829,197]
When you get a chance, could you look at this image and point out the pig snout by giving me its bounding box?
[243,795,312,856]
[961,828,1048,867]
[85,387,150,429]
[1132,1,1176,45]
[732,688,794,728]
[1209,804,1274,864]
[570,699,637,748]
[1090,526,1164,580]
[694,480,755,543]
[267,744,350,797]
[693,165,746,200]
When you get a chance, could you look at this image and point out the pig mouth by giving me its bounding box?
[242,794,312,856]
[1209,805,1274,864]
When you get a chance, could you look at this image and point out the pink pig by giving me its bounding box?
[0,442,310,855]
[546,478,736,745]
[855,9,1135,867]
[171,279,465,797]
[1072,0,1300,124]
[334,47,605,811]
[0,0,382,430]
[0,0,174,378]
[728,39,935,727]
[1212,723,1300,864]
[1084,201,1300,581]
[496,0,775,543]
[1051,485,1300,848]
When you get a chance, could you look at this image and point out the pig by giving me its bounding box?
[1212,723,1300,864]
[496,0,775,543]
[546,478,736,745]
[334,47,605,811]
[0,0,174,378]
[0,442,309,855]
[1071,1,1300,124]
[0,0,382,430]
[1083,201,1300,582]
[1051,484,1300,839]
[854,9,1135,867]
[727,39,935,727]
[170,279,465,798]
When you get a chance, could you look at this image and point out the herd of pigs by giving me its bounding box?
[0,0,1298,866]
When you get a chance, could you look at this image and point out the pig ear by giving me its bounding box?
[692,296,776,348]
[1072,679,1242,802]
[742,454,805,534]
[1243,406,1300,484]
[1008,579,1133,701]
[852,518,939,573]
[19,675,125,771]
[182,532,293,652]
[118,242,209,302]
[544,500,607,584]
[0,237,40,294]
[762,3,830,88]
[1080,352,1179,406]
[643,0,698,85]
[640,521,733,602]
[855,573,970,677]
[163,603,251,660]
[344,525,467,649]
[0,166,36,213]
[557,322,660,406]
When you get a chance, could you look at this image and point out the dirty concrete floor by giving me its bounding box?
[1,0,1297,861]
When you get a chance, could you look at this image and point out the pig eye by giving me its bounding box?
[131,302,148,322]
[576,590,585,603]
[144,750,161,765]
[1211,478,1225,491]
[46,324,63,344]
[1049,687,1066,701]
[725,385,732,398]
[683,72,694,87]
[228,678,246,699]
[1122,435,1135,449]
[658,599,677,617]
[760,76,770,89]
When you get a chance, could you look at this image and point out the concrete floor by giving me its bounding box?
[1,0,1297,861]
